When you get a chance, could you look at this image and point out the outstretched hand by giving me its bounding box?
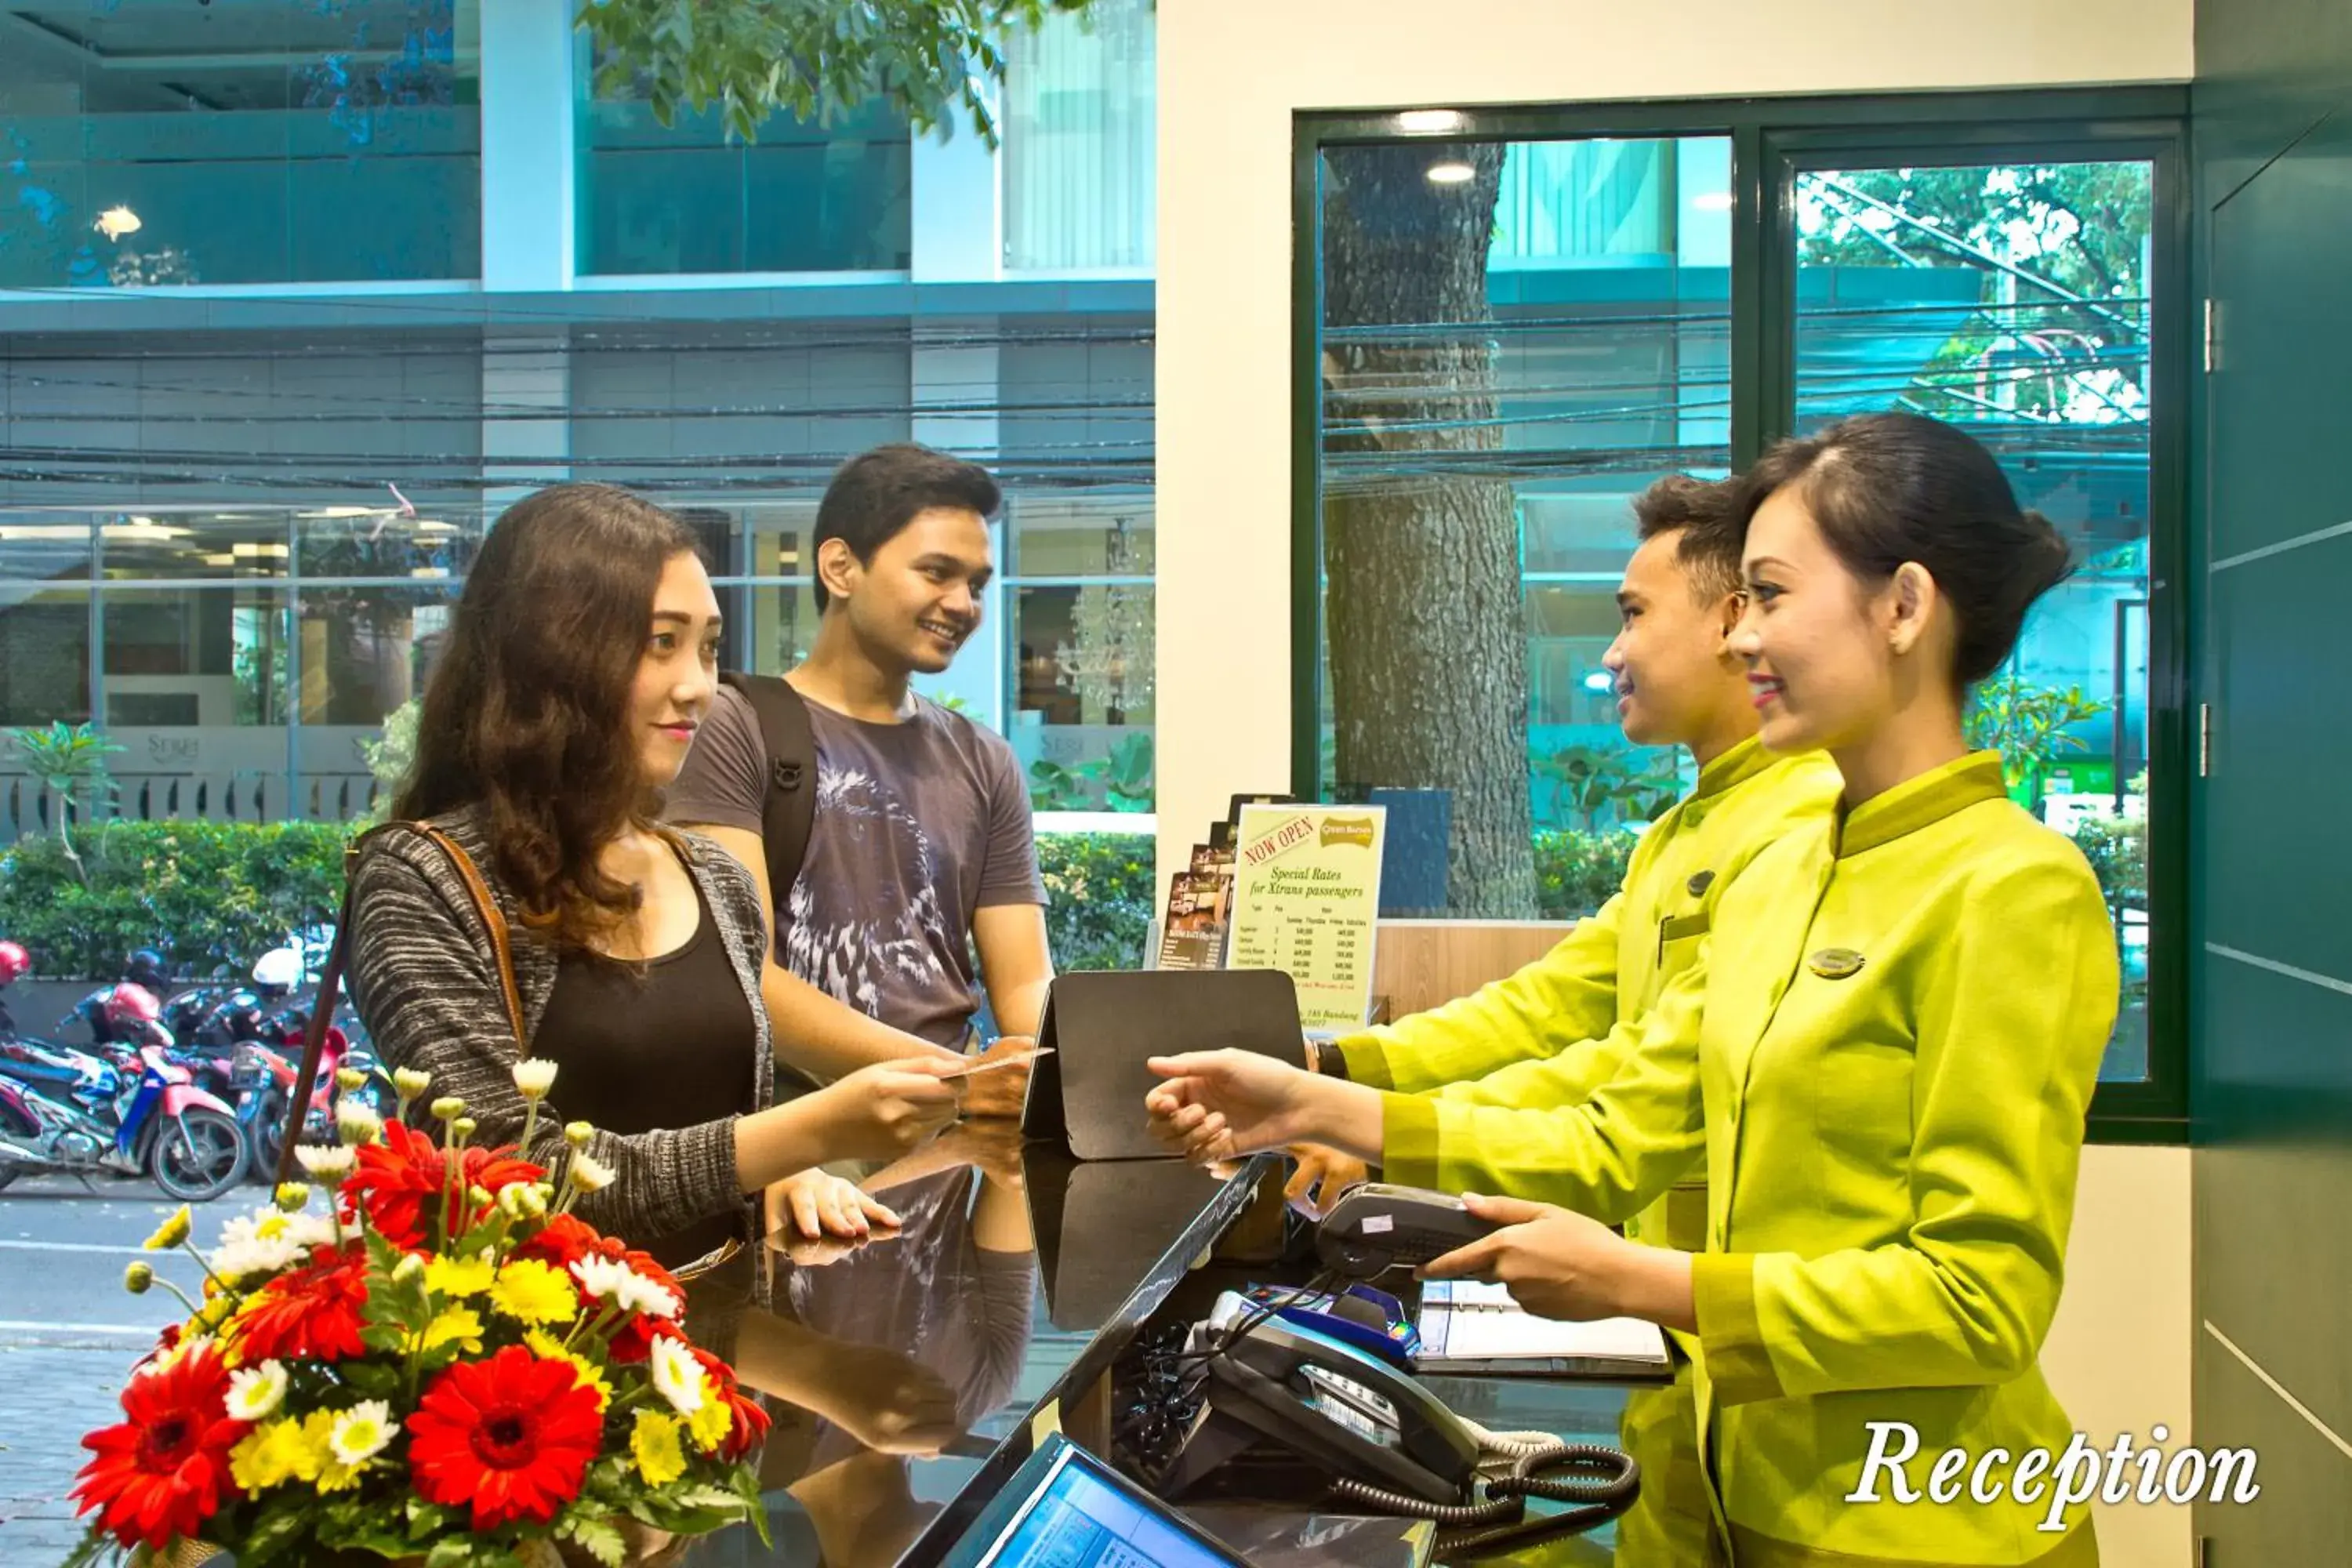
[1143,1048,1392,1167]
[1421,1192,1694,1330]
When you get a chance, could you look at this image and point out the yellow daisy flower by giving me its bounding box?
[143,1206,191,1251]
[687,1393,733,1456]
[413,1305,485,1356]
[488,1258,576,1326]
[423,1251,495,1299]
[631,1410,686,1488]
[228,1417,321,1492]
[523,1329,613,1413]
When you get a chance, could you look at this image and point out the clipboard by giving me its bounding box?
[1020,969,1307,1160]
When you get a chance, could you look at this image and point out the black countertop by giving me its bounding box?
[671,1129,1655,1568]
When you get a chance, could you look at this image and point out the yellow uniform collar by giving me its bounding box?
[1691,735,1779,800]
[1834,750,2009,858]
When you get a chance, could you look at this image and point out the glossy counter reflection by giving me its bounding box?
[666,1131,1682,1567]
[666,1128,1265,1568]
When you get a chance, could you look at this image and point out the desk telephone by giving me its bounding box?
[1152,1185,1642,1552]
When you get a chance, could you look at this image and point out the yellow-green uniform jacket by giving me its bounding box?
[1381,753,2119,1567]
[1334,738,1842,1249]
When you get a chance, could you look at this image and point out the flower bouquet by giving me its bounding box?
[58,1061,772,1568]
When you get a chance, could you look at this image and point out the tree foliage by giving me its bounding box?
[575,0,1105,146]
[1796,164,2154,425]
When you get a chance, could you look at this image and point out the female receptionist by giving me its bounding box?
[1147,412,2119,1567]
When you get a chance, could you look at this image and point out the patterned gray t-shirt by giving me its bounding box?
[665,683,1046,1047]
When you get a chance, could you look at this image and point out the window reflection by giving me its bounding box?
[580,85,911,274]
[101,587,291,728]
[1316,136,1734,916]
[0,0,481,289]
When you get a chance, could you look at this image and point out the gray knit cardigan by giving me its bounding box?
[344,811,773,1251]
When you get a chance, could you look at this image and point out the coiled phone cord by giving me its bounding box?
[1329,1439,1642,1544]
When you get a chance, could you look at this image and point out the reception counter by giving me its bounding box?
[665,1127,1657,1568]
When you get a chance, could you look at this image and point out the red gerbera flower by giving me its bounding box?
[513,1212,601,1276]
[232,1240,370,1364]
[407,1345,605,1530]
[71,1340,249,1552]
[347,1121,542,1248]
[692,1346,772,1461]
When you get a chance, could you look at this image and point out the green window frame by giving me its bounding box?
[1290,88,2191,1144]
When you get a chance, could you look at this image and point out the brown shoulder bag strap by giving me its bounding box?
[274,822,523,1184]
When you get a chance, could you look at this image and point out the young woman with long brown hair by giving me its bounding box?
[348,483,962,1272]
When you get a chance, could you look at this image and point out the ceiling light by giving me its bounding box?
[1397,109,1467,134]
[1690,191,1736,212]
[94,206,141,241]
[298,506,379,519]
[202,554,237,568]
[1581,670,1617,695]
[412,519,455,534]
[1426,162,1476,186]
[0,525,87,541]
[409,566,450,579]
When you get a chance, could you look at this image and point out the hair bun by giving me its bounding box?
[2017,508,2074,596]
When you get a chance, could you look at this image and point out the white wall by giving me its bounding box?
[1154,3,2198,1561]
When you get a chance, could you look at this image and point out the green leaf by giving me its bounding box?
[558,1515,627,1568]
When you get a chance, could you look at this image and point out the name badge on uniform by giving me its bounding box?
[1686,869,1715,898]
[1808,947,1866,979]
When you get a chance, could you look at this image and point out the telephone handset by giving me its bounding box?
[1155,1289,1644,1547]
[1161,1308,1482,1506]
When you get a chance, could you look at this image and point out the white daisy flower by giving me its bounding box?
[565,1151,615,1195]
[336,1102,383,1146]
[329,1399,395,1466]
[511,1058,559,1101]
[569,1254,681,1320]
[225,1361,289,1421]
[647,1334,708,1417]
[293,1144,355,1181]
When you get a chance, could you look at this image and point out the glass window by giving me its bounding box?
[579,82,911,274]
[1009,495,1155,577]
[0,0,482,289]
[1300,103,2183,1130]
[0,587,92,724]
[1314,135,1733,917]
[1003,0,1156,270]
[101,586,291,728]
[714,580,823,677]
[100,514,291,581]
[0,513,95,582]
[1011,581,1154,811]
[1791,158,2155,1080]
[296,507,481,582]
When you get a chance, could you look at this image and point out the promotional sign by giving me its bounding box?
[1226,803,1386,1033]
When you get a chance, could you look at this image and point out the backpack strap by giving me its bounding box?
[715,670,818,902]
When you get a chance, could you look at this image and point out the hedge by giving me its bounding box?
[0,820,1740,982]
[0,821,350,980]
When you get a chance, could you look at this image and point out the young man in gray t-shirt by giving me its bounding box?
[666,444,1052,1120]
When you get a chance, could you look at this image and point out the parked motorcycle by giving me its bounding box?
[0,1042,249,1201]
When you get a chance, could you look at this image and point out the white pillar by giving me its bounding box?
[909,79,1003,283]
[480,0,577,292]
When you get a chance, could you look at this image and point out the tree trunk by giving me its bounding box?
[1319,143,1537,917]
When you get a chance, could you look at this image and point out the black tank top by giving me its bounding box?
[536,880,755,1269]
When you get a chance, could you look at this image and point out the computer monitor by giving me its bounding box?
[942,1434,1246,1568]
